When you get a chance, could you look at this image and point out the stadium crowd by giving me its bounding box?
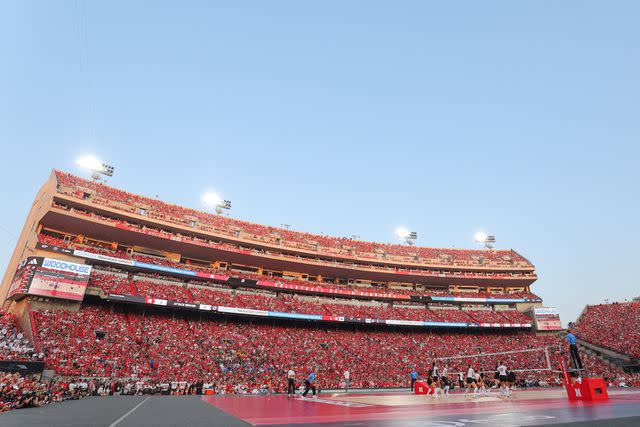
[37,232,541,302]
[83,269,533,325]
[573,302,640,358]
[0,311,41,360]
[0,302,637,413]
[54,171,531,268]
[29,304,638,394]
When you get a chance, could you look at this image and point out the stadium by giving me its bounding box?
[0,169,638,426]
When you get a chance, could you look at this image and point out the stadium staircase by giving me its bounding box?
[124,272,137,295]
[183,284,195,302]
[26,310,41,352]
[577,339,639,373]
[128,281,138,296]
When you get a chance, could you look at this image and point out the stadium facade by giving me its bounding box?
[0,170,567,388]
[2,170,547,317]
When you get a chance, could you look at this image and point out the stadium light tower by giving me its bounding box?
[202,191,231,215]
[75,155,114,181]
[395,227,417,245]
[474,231,496,249]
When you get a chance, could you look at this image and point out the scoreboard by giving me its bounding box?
[533,307,563,331]
[7,257,92,302]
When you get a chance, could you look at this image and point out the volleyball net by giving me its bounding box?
[434,346,564,376]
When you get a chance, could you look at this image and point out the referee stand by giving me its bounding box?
[553,346,609,402]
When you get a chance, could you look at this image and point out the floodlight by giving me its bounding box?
[395,227,411,239]
[76,155,103,171]
[474,231,496,249]
[474,232,488,243]
[202,192,223,208]
[202,191,231,214]
[395,227,417,245]
[76,155,114,180]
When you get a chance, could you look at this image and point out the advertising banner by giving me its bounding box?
[267,311,322,321]
[41,258,92,276]
[218,306,269,317]
[36,242,73,255]
[73,250,135,267]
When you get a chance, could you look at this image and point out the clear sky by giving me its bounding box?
[1,1,639,324]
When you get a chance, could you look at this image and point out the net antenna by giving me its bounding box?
[434,346,562,375]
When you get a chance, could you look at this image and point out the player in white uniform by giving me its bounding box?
[475,372,488,396]
[497,362,511,398]
[463,365,478,398]
[431,362,439,381]
[441,366,450,395]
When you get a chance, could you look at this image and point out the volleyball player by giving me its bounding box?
[475,371,488,396]
[507,369,516,391]
[426,373,437,398]
[431,362,439,382]
[441,366,450,395]
[464,365,478,398]
[490,364,501,392]
[496,361,510,398]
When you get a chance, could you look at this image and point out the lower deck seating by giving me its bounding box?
[31,305,637,392]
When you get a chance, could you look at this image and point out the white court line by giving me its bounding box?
[107,396,151,427]
[298,397,373,407]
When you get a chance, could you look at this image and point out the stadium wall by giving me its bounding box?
[0,172,57,305]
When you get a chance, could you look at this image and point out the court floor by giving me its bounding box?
[203,388,640,426]
[0,388,639,426]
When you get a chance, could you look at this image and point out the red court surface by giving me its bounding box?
[202,388,640,426]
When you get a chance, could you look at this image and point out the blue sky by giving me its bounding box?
[1,1,639,324]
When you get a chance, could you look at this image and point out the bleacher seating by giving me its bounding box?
[86,270,533,324]
[40,233,541,302]
[573,302,640,358]
[0,311,40,361]
[31,304,637,391]
[54,171,532,269]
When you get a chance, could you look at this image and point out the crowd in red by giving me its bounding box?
[37,233,541,302]
[86,269,533,325]
[45,202,537,282]
[30,304,637,392]
[573,302,640,358]
[31,307,150,378]
[54,171,531,268]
